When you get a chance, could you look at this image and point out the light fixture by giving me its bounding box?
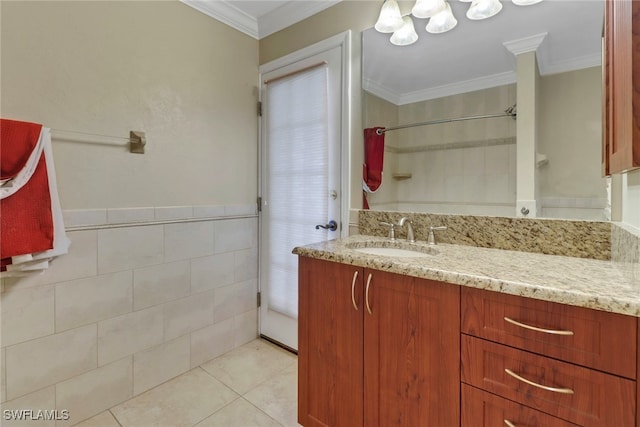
[391,16,419,45]
[466,0,503,20]
[512,0,543,5]
[375,0,404,33]
[377,0,542,45]
[412,0,446,18]
[426,2,457,33]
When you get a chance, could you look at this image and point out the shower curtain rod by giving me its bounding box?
[376,104,517,135]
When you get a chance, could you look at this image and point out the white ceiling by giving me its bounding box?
[182,0,605,105]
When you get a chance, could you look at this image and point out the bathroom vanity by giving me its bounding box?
[298,257,459,427]
[294,236,640,427]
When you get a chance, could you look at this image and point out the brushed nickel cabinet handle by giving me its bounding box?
[365,273,373,315]
[504,316,574,336]
[351,271,359,311]
[504,368,574,394]
[504,421,516,427]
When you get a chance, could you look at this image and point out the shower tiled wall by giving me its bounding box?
[395,142,517,216]
[366,141,518,217]
[0,205,258,426]
[364,85,518,216]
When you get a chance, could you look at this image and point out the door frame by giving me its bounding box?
[257,31,352,344]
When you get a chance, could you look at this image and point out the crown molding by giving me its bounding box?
[502,31,600,75]
[503,32,549,75]
[181,0,259,38]
[362,77,403,105]
[503,32,548,56]
[181,0,341,40]
[365,71,517,106]
[259,1,341,38]
[539,52,602,76]
[400,71,517,105]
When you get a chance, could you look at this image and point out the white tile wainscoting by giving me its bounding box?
[0,205,259,426]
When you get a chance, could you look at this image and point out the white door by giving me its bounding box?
[259,36,348,350]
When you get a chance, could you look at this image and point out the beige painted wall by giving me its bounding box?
[538,67,606,200]
[1,1,259,210]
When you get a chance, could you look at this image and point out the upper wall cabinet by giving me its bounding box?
[603,0,640,175]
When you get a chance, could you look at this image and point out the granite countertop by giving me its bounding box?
[293,235,640,317]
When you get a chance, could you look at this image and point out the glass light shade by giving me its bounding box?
[512,0,542,5]
[426,2,458,33]
[375,0,404,33]
[466,0,503,19]
[411,0,446,18]
[390,16,419,46]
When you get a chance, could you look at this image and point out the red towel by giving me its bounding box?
[0,119,54,260]
[362,127,385,209]
[1,119,43,180]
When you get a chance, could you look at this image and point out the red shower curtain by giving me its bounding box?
[362,127,385,209]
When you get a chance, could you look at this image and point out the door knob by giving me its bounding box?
[315,220,338,231]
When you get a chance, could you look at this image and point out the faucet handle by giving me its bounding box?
[427,226,447,245]
[380,222,396,240]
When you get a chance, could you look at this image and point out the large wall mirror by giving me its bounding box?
[362,0,607,220]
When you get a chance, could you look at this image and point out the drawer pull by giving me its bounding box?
[504,316,574,336]
[365,273,373,315]
[351,271,359,311]
[504,368,574,394]
[504,421,516,427]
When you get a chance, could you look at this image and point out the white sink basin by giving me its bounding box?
[351,247,432,258]
[346,241,437,258]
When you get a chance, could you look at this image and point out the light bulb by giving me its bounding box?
[512,0,543,5]
[391,16,419,46]
[466,0,503,20]
[375,0,404,33]
[412,0,447,18]
[426,2,458,33]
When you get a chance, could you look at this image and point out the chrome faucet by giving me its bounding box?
[398,217,415,243]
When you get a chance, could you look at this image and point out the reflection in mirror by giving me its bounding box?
[362,0,607,220]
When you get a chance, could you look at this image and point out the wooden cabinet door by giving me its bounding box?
[604,0,640,174]
[363,270,460,427]
[298,257,364,427]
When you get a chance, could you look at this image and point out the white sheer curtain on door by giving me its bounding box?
[263,64,330,319]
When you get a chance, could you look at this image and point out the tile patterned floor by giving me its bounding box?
[74,339,299,427]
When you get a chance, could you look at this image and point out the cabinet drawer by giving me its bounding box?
[462,384,580,427]
[461,335,636,427]
[461,287,637,378]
